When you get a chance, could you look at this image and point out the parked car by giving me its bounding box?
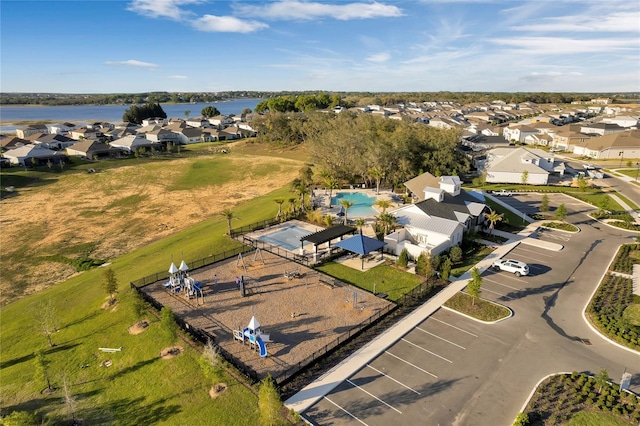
[550,147,563,153]
[493,189,513,197]
[583,163,596,170]
[492,259,529,277]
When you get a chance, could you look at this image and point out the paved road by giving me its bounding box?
[299,193,640,426]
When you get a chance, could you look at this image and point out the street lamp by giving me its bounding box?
[619,151,624,167]
[636,162,640,182]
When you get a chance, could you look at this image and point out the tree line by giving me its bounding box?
[253,111,469,189]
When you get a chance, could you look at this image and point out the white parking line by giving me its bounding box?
[367,364,421,395]
[347,379,402,414]
[476,287,513,300]
[415,327,466,350]
[489,272,527,283]
[384,351,438,378]
[324,396,369,425]
[401,338,453,363]
[431,317,478,337]
[514,247,553,257]
[483,278,519,291]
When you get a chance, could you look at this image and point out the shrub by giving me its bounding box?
[397,248,409,268]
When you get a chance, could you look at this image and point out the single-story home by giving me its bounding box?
[66,140,121,159]
[109,135,161,154]
[3,145,65,166]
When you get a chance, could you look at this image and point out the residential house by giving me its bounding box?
[503,125,538,143]
[0,137,32,151]
[174,126,207,144]
[15,124,48,139]
[186,117,211,128]
[483,147,565,185]
[385,174,487,258]
[31,133,76,150]
[109,135,160,154]
[66,140,121,159]
[145,128,178,144]
[572,130,640,160]
[580,122,627,136]
[49,122,77,135]
[208,115,234,128]
[3,145,64,166]
[69,128,102,141]
[141,117,168,127]
[601,116,639,129]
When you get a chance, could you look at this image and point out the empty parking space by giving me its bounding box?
[303,310,482,425]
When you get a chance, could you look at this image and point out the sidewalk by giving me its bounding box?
[284,223,541,414]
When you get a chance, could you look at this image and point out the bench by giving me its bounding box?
[319,278,337,289]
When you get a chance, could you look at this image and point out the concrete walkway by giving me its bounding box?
[608,192,640,224]
[285,223,546,414]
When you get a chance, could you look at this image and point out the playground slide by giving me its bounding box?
[256,336,267,358]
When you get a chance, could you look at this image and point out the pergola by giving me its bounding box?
[333,234,387,270]
[300,224,357,256]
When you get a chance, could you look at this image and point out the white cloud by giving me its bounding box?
[520,71,583,83]
[104,59,159,68]
[168,75,188,79]
[126,0,201,21]
[192,15,268,33]
[366,52,391,63]
[516,11,640,33]
[236,0,404,21]
[489,36,639,54]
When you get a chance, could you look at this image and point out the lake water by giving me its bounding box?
[0,98,262,134]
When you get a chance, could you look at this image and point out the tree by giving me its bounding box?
[595,368,609,394]
[160,306,178,345]
[374,199,392,213]
[322,214,334,227]
[485,209,504,235]
[397,248,409,268]
[449,245,463,264]
[416,252,433,278]
[368,166,385,194]
[103,268,118,302]
[521,170,529,185]
[540,194,550,212]
[323,176,340,207]
[129,288,146,320]
[377,212,396,235]
[122,103,166,124]
[34,349,53,392]
[597,196,610,214]
[220,209,235,235]
[355,218,366,233]
[467,267,482,305]
[440,257,452,281]
[184,110,191,119]
[32,299,59,347]
[291,178,309,212]
[274,198,285,219]
[287,197,297,216]
[258,374,282,426]
[555,203,567,221]
[513,412,529,426]
[339,198,354,225]
[241,107,252,115]
[62,374,77,424]
[576,174,588,192]
[201,105,220,118]
[199,339,224,389]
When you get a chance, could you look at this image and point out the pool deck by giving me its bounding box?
[312,188,403,220]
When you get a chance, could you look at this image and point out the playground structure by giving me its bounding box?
[163,260,204,305]
[233,315,270,358]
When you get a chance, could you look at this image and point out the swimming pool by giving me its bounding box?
[331,192,377,217]
[257,225,313,252]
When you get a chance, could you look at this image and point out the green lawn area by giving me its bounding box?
[541,221,579,232]
[616,168,640,181]
[623,304,640,326]
[567,191,625,212]
[567,410,633,426]
[443,292,510,322]
[0,179,299,424]
[614,191,640,210]
[484,197,528,232]
[451,246,494,278]
[315,262,423,302]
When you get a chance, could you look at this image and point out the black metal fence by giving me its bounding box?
[242,235,312,268]
[229,216,289,239]
[129,233,447,387]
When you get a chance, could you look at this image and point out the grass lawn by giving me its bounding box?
[613,191,640,210]
[616,168,640,181]
[567,191,625,212]
[623,304,640,326]
[443,292,510,322]
[541,221,579,232]
[315,262,423,302]
[451,246,494,278]
[484,198,527,232]
[0,146,307,424]
[567,411,632,426]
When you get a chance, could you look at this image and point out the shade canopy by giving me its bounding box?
[301,224,356,245]
[333,234,386,255]
[168,262,178,274]
[247,316,260,331]
[179,260,189,271]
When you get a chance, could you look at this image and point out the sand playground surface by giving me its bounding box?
[142,250,394,380]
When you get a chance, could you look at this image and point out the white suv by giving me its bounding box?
[492,259,529,277]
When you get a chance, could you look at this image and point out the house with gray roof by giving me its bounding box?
[484,147,565,185]
[386,173,488,258]
[572,130,640,159]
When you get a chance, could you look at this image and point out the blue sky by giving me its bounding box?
[1,0,638,93]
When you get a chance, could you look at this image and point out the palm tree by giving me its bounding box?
[306,209,323,224]
[355,218,366,234]
[324,177,340,207]
[378,212,397,235]
[287,197,297,216]
[374,199,392,213]
[291,178,309,212]
[485,209,504,236]
[274,198,285,219]
[339,198,354,225]
[220,209,235,236]
[322,214,334,227]
[368,166,386,194]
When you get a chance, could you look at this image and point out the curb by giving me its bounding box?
[441,300,513,325]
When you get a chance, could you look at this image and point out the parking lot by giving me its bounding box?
[300,192,640,426]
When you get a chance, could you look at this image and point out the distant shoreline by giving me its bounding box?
[0,100,236,108]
